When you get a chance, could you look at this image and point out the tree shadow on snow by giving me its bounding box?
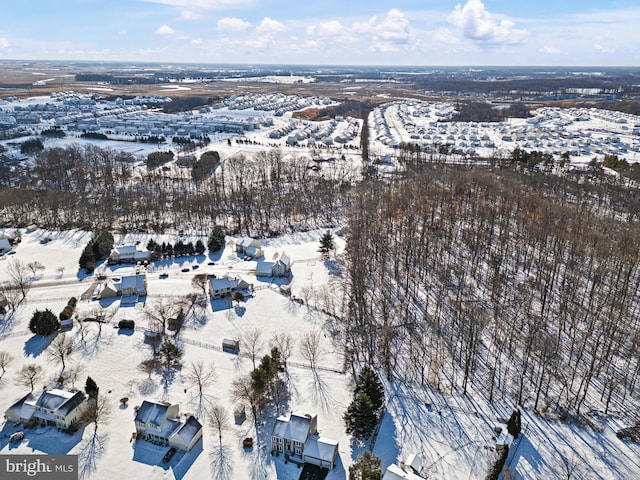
[24,334,54,357]
[310,371,336,418]
[209,444,234,480]
[77,430,108,479]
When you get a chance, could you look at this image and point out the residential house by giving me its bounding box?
[209,276,249,299]
[255,252,291,278]
[235,237,264,258]
[4,389,87,431]
[120,274,148,297]
[134,400,202,451]
[108,244,151,264]
[271,411,339,469]
[382,453,427,480]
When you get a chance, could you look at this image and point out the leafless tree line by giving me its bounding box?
[0,145,355,235]
[341,164,640,419]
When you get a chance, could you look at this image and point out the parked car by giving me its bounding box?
[207,261,215,266]
[181,268,190,273]
[192,264,199,270]
[159,272,169,279]
[162,447,176,463]
[10,431,24,443]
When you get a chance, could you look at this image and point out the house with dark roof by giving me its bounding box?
[271,411,339,469]
[134,400,202,451]
[4,389,87,430]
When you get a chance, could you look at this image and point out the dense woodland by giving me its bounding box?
[0,144,353,235]
[339,160,640,421]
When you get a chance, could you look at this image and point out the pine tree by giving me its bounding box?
[318,231,335,258]
[29,309,60,336]
[506,410,522,439]
[159,339,182,369]
[344,392,378,440]
[208,225,226,253]
[85,376,99,399]
[349,451,382,480]
[355,366,385,415]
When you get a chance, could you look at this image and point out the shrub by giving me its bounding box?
[59,305,74,321]
[118,319,135,329]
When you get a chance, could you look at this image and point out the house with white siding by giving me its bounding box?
[134,400,202,451]
[4,389,87,431]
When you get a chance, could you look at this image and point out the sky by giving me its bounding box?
[0,0,639,66]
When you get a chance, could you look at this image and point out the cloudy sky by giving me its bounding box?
[0,0,638,66]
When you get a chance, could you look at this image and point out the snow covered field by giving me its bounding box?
[1,228,639,479]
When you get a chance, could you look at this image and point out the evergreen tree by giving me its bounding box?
[344,392,378,440]
[195,239,206,255]
[318,230,335,258]
[506,410,522,439]
[85,376,99,398]
[29,309,60,335]
[159,339,182,368]
[349,451,382,480]
[355,366,385,414]
[208,225,226,252]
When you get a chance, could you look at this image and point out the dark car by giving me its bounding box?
[163,447,176,463]
[181,267,190,273]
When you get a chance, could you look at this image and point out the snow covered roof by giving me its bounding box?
[256,261,275,276]
[35,389,75,411]
[172,415,202,445]
[302,435,338,463]
[278,252,291,266]
[121,274,146,292]
[210,276,248,292]
[272,412,315,444]
[382,464,426,480]
[135,400,171,427]
[238,237,261,248]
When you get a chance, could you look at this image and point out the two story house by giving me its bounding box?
[4,389,87,431]
[134,400,202,451]
[271,411,339,469]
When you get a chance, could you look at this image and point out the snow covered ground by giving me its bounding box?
[1,229,640,479]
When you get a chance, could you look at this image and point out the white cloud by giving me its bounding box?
[117,30,127,36]
[594,43,616,54]
[0,37,10,48]
[448,0,527,45]
[179,10,204,21]
[255,17,286,35]
[155,25,177,35]
[351,9,411,52]
[306,20,346,38]
[143,0,251,9]
[217,17,251,32]
[539,46,562,55]
[191,38,203,44]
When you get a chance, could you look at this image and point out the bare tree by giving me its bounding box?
[270,333,294,369]
[0,351,13,378]
[7,259,31,299]
[138,359,161,378]
[241,329,264,369]
[56,265,66,278]
[300,330,323,373]
[143,297,181,336]
[15,363,43,391]
[191,274,209,296]
[208,404,230,449]
[27,261,46,278]
[47,333,74,371]
[65,363,85,388]
[187,360,216,394]
[0,283,22,310]
[83,393,112,434]
[230,375,263,428]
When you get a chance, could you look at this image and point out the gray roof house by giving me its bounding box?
[271,411,339,469]
[4,389,87,430]
[134,400,202,451]
[256,252,291,278]
[108,245,151,264]
[235,237,264,258]
[209,276,249,299]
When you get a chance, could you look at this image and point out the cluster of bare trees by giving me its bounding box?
[341,165,640,418]
[0,145,354,235]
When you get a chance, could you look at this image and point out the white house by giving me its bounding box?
[235,237,264,258]
[209,276,249,299]
[108,244,151,264]
[4,389,87,431]
[134,400,202,451]
[271,411,339,469]
[120,274,147,297]
[382,453,427,480]
[256,252,291,278]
